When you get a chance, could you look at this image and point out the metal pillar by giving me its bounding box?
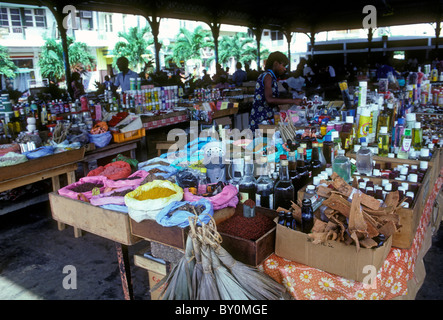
[146,14,162,72]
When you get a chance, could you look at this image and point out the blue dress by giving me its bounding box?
[250,70,279,131]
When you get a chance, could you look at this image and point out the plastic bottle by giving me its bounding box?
[356,138,373,176]
[357,107,371,141]
[412,122,423,151]
[393,118,405,150]
[405,113,416,130]
[377,126,389,157]
[238,156,257,204]
[332,149,351,182]
[431,67,439,82]
[398,129,412,159]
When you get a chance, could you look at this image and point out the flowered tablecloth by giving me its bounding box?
[261,168,443,300]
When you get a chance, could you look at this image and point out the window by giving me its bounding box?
[0,8,8,27]
[104,13,112,32]
[271,30,283,41]
[34,8,47,28]
[78,11,93,30]
[0,7,46,29]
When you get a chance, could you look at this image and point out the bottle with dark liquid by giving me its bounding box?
[296,147,309,190]
[301,198,314,233]
[238,156,257,203]
[288,151,299,200]
[255,156,274,209]
[311,142,323,178]
[274,155,295,210]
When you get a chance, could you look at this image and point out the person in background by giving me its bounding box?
[250,51,302,131]
[232,62,248,87]
[113,56,138,92]
[71,71,85,99]
[103,75,112,91]
[201,69,212,84]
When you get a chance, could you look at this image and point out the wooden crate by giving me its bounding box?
[217,205,278,266]
[49,192,141,245]
[130,206,236,250]
[133,252,167,300]
[0,147,85,182]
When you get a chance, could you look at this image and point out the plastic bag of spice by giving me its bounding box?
[89,185,136,206]
[139,164,178,179]
[155,198,214,228]
[88,131,112,148]
[183,183,239,210]
[125,180,184,222]
[104,170,149,189]
[58,176,108,200]
[87,160,132,180]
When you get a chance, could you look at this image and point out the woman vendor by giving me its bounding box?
[250,51,302,131]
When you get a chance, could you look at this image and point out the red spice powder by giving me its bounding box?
[243,199,256,208]
[217,212,275,241]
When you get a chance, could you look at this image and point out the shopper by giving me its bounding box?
[71,71,85,99]
[113,56,138,92]
[232,62,248,87]
[250,51,302,131]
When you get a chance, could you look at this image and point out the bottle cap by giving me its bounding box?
[406,113,416,122]
[399,175,407,180]
[401,182,410,190]
[360,137,366,143]
[410,165,418,170]
[280,155,287,160]
[381,179,389,187]
[313,176,321,186]
[326,167,333,176]
[414,122,421,129]
[302,198,312,206]
[385,183,392,191]
[361,142,368,147]
[402,202,410,209]
[406,191,415,199]
[346,116,354,123]
[400,167,408,175]
[307,185,315,192]
[428,143,434,149]
[325,135,332,142]
[359,182,366,189]
[354,144,361,152]
[397,118,405,125]
[420,148,429,157]
[373,169,381,176]
[331,131,339,139]
[281,159,288,166]
[297,147,304,153]
[420,161,428,170]
[408,173,418,182]
[361,108,371,117]
[380,127,388,134]
[338,149,345,156]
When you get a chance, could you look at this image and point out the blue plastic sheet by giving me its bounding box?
[88,131,112,148]
[24,146,54,159]
[155,198,214,228]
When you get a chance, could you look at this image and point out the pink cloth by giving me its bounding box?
[183,184,239,210]
[104,170,149,189]
[58,176,108,200]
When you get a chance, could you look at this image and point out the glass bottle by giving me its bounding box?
[301,198,314,233]
[356,138,373,176]
[284,211,294,229]
[332,149,351,182]
[311,142,323,178]
[397,129,412,159]
[377,126,389,157]
[238,156,257,204]
[412,122,423,151]
[274,155,295,210]
[255,156,274,209]
[317,142,327,170]
[277,211,286,225]
[323,134,335,165]
[296,147,309,190]
[393,118,405,150]
[340,115,356,151]
[376,104,390,143]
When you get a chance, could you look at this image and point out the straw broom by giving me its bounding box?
[203,215,288,300]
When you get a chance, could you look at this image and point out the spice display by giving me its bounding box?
[108,189,133,197]
[69,182,104,193]
[133,187,176,200]
[217,211,275,241]
[167,203,206,217]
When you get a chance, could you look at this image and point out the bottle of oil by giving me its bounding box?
[398,129,412,159]
[412,122,423,152]
[377,126,389,157]
[288,151,299,200]
[274,155,295,210]
[255,156,274,209]
[296,147,309,190]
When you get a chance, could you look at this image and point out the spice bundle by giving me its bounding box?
[280,172,402,251]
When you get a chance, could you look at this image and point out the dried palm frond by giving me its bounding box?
[197,241,220,300]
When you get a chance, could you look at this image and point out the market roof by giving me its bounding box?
[4,0,443,34]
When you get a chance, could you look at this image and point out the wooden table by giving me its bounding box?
[80,140,140,176]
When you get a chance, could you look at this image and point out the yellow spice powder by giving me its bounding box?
[134,187,176,200]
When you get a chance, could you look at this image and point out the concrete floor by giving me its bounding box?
[0,200,442,300]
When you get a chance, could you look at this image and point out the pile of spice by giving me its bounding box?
[217,212,275,241]
[108,189,133,197]
[134,187,176,200]
[69,182,104,193]
[167,203,206,217]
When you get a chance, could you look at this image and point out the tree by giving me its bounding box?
[165,26,213,68]
[38,37,96,81]
[0,45,17,79]
[112,26,154,72]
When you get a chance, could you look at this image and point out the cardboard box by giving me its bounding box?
[274,218,392,282]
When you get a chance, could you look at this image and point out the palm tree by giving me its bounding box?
[165,26,213,69]
[112,26,154,72]
[38,37,96,81]
[0,45,17,91]
[206,32,270,69]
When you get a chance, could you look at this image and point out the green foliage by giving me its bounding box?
[165,26,213,68]
[38,37,96,80]
[112,26,154,71]
[0,45,18,79]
